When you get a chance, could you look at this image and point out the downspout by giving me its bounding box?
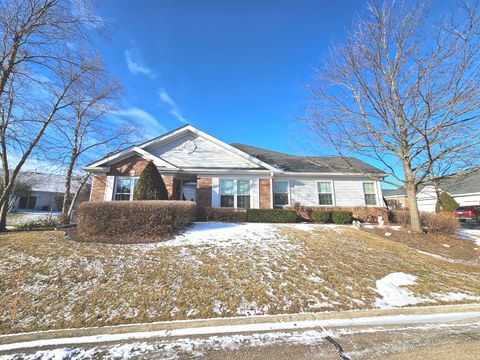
[270,172,274,208]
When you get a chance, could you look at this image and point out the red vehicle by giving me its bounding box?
[454,206,480,223]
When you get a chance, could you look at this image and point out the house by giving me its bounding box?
[383,170,480,212]
[11,171,89,212]
[383,188,409,210]
[84,125,387,209]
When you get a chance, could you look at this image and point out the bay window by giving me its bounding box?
[273,180,289,207]
[220,179,251,209]
[363,182,377,206]
[317,181,334,205]
[114,177,138,201]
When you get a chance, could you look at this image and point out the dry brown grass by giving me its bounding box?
[0,225,479,335]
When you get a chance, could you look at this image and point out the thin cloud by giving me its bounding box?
[158,88,189,124]
[124,49,156,78]
[114,107,166,134]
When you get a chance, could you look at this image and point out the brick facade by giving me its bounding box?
[110,155,148,177]
[196,178,212,208]
[259,178,271,209]
[90,176,107,202]
[88,155,181,201]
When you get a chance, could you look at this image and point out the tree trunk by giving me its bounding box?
[0,201,9,231]
[406,183,422,233]
[66,174,89,224]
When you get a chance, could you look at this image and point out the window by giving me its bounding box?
[220,179,251,209]
[114,177,138,201]
[363,182,377,205]
[318,181,334,205]
[18,196,37,210]
[273,180,289,207]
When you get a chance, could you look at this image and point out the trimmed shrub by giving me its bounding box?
[331,211,353,224]
[309,206,388,224]
[15,216,59,231]
[390,210,411,225]
[133,161,168,200]
[246,209,297,223]
[203,207,246,222]
[435,192,459,213]
[421,212,459,235]
[75,200,196,243]
[311,210,332,223]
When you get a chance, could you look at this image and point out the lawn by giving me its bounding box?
[1,223,479,335]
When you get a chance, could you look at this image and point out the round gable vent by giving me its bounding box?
[182,140,197,154]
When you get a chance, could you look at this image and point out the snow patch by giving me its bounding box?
[457,229,480,246]
[433,292,480,302]
[375,272,427,308]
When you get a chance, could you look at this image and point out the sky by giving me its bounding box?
[95,0,368,154]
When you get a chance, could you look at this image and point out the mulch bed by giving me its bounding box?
[362,226,479,263]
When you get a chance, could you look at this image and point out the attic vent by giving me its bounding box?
[182,140,197,154]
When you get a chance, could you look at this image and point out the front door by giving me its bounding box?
[181,182,197,202]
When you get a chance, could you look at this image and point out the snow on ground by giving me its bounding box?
[138,222,345,249]
[7,211,61,225]
[415,250,459,263]
[375,272,427,308]
[458,228,480,246]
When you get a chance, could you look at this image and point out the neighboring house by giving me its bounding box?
[84,125,387,209]
[11,172,89,212]
[383,170,480,212]
[383,188,409,210]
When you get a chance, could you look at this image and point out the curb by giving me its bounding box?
[1,303,480,350]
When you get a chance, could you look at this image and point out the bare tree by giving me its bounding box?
[304,0,480,232]
[0,0,104,230]
[48,61,137,223]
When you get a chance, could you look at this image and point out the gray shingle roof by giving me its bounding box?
[383,188,407,197]
[230,144,385,174]
[432,170,480,195]
[382,170,480,197]
[14,171,86,194]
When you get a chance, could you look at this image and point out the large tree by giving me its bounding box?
[0,0,103,230]
[304,0,480,232]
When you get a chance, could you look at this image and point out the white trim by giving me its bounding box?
[104,176,115,201]
[279,171,387,178]
[317,180,336,206]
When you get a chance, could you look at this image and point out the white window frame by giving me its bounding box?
[114,176,139,201]
[273,180,290,207]
[363,181,377,206]
[317,180,335,206]
[219,179,251,209]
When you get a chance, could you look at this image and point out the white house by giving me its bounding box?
[84,125,387,210]
[383,170,480,212]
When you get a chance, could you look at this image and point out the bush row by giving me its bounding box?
[75,200,196,243]
[246,209,298,223]
[310,210,353,224]
[288,203,388,224]
[389,210,459,235]
[201,207,247,222]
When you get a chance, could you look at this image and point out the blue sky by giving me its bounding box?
[95,0,367,154]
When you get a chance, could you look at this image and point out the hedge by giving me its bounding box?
[75,200,196,243]
[202,207,246,222]
[311,210,331,223]
[246,209,297,223]
[332,211,353,224]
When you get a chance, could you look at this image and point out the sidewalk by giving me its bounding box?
[1,303,480,353]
